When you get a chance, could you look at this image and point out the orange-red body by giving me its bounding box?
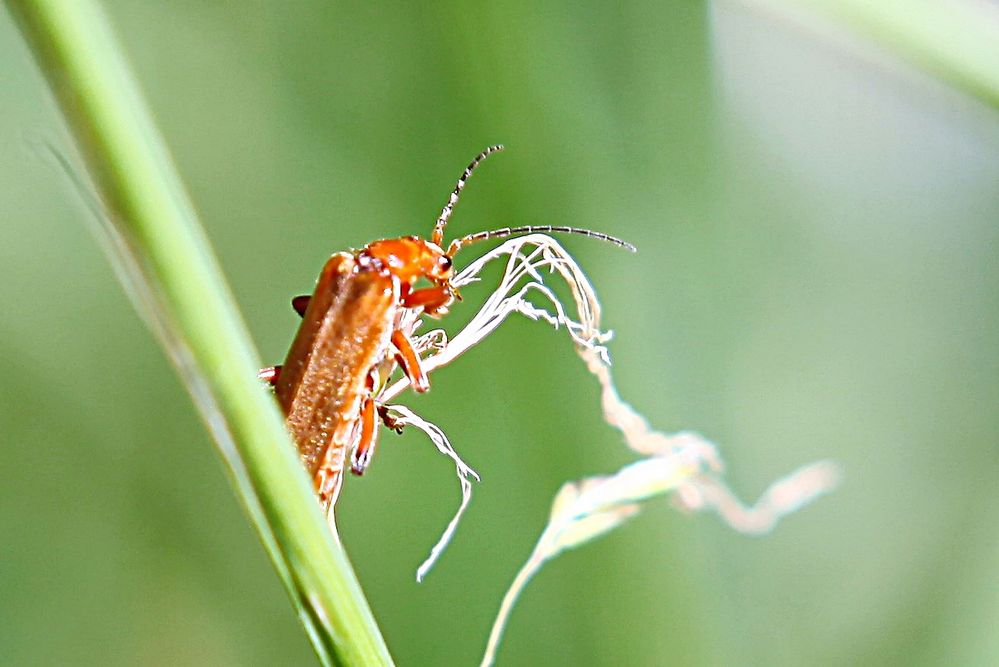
[269,237,455,511]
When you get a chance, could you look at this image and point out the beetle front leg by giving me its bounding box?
[402,285,455,317]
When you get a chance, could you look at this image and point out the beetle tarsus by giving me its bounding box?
[377,404,406,434]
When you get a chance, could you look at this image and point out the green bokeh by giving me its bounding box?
[2,2,997,665]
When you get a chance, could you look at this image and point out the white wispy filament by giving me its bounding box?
[378,235,613,576]
[367,234,838,666]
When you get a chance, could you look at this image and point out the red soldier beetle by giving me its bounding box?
[261,145,635,521]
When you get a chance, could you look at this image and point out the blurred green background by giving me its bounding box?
[2,2,997,665]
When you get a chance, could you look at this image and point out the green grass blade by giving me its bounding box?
[748,0,999,110]
[4,1,393,664]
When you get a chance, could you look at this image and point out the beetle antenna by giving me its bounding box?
[432,145,505,247]
[446,225,637,257]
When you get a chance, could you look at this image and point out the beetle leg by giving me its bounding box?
[350,396,379,475]
[258,365,281,385]
[314,466,343,527]
[402,285,454,316]
[315,425,349,516]
[377,404,405,434]
[291,295,311,317]
[391,329,430,392]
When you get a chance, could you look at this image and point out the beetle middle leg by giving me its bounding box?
[391,329,430,393]
[315,457,345,520]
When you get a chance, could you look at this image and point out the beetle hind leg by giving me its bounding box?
[350,396,379,475]
[314,467,343,537]
[291,295,311,317]
[258,365,281,385]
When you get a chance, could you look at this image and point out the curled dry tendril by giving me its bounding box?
[372,234,838,666]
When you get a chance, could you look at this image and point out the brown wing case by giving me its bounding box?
[275,252,397,477]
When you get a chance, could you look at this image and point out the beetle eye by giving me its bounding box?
[438,255,452,270]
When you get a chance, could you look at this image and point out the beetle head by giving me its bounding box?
[361,236,454,286]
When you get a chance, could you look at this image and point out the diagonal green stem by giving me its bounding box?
[747,0,999,111]
[5,1,393,665]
